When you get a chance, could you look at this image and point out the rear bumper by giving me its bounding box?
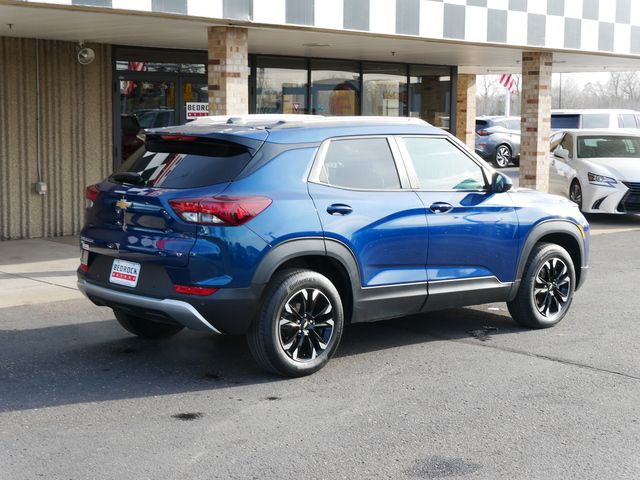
[78,279,223,333]
[78,279,264,334]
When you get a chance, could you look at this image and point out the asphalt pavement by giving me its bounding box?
[1,216,639,479]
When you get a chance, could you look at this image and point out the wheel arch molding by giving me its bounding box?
[513,220,587,297]
[251,238,361,322]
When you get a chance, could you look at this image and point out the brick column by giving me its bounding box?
[455,74,476,148]
[520,52,553,191]
[207,27,249,116]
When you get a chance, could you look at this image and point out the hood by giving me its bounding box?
[580,157,640,182]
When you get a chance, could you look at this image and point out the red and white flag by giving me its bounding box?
[499,74,518,93]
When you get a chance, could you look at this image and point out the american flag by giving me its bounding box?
[499,74,518,93]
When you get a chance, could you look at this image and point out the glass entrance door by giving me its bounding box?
[113,49,207,167]
[119,77,176,163]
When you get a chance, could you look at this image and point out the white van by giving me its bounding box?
[551,109,640,130]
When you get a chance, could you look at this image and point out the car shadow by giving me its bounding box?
[0,306,524,413]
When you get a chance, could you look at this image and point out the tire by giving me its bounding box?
[494,144,512,168]
[569,180,583,211]
[114,309,184,339]
[247,269,344,377]
[507,243,576,329]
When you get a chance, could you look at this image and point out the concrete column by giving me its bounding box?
[207,27,249,116]
[520,51,553,191]
[455,74,476,148]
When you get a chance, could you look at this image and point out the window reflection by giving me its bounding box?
[409,65,451,130]
[311,59,360,115]
[362,63,407,117]
[255,57,307,114]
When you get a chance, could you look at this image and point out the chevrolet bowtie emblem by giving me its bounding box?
[115,199,131,210]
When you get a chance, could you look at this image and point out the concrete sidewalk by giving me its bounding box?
[0,236,81,308]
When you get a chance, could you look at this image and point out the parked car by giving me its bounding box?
[78,115,589,377]
[549,129,640,214]
[475,116,521,168]
[551,109,640,130]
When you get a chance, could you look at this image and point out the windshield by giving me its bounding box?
[577,136,640,159]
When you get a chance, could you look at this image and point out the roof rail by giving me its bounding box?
[190,114,430,127]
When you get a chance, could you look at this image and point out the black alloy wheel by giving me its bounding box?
[247,269,344,377]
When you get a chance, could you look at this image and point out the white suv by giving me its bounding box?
[551,109,640,130]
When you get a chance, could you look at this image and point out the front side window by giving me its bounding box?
[401,137,486,190]
[319,138,401,190]
[560,134,574,158]
[619,114,637,128]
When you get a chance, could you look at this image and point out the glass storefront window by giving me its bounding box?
[311,59,360,116]
[362,63,408,117]
[409,65,452,130]
[116,61,205,74]
[255,57,308,114]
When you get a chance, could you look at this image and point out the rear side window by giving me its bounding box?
[582,114,610,128]
[551,114,580,129]
[401,137,486,191]
[115,140,251,189]
[619,114,637,128]
[319,138,401,190]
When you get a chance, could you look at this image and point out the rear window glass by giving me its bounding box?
[475,120,488,130]
[619,114,637,128]
[582,114,610,128]
[551,114,580,129]
[319,138,401,190]
[115,141,251,189]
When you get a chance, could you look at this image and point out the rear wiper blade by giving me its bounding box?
[111,172,145,185]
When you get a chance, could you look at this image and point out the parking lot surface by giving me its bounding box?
[1,215,639,479]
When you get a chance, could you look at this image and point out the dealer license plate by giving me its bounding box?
[109,259,141,288]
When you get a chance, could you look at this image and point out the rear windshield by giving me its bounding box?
[551,114,580,129]
[475,120,488,130]
[577,136,640,158]
[115,139,252,189]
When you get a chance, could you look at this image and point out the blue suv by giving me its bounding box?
[78,116,589,377]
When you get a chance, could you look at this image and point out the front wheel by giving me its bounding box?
[494,144,512,168]
[507,243,576,329]
[569,180,583,211]
[247,269,344,377]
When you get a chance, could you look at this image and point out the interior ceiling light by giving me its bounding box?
[302,43,331,47]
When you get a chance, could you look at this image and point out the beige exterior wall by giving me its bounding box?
[0,37,112,240]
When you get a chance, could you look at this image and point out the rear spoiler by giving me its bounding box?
[145,132,267,157]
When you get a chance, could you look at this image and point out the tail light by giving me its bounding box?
[174,285,219,296]
[85,184,100,208]
[476,129,491,137]
[169,196,272,226]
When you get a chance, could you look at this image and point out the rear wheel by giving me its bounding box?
[494,144,512,168]
[569,180,583,211]
[507,243,576,329]
[114,309,184,339]
[247,269,344,377]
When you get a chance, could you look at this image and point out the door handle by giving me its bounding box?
[327,204,353,216]
[429,202,453,214]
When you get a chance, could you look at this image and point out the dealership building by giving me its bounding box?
[1,0,640,239]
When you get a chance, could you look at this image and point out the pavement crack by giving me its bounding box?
[454,339,640,382]
[0,269,78,292]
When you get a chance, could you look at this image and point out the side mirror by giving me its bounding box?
[554,146,569,160]
[491,171,513,194]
